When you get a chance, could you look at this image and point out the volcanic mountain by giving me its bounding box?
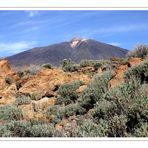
[7,37,128,67]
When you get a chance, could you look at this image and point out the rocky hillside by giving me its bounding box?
[0,56,147,137]
[7,37,128,67]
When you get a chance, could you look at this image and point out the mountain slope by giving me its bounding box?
[7,38,128,66]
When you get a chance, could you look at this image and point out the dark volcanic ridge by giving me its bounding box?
[7,37,128,67]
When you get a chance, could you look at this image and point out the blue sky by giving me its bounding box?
[0,10,148,57]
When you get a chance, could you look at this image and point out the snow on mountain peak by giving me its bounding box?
[70,37,87,48]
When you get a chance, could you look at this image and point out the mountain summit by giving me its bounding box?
[70,37,87,48]
[7,38,128,67]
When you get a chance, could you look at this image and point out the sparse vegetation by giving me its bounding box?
[16,71,24,78]
[0,105,22,121]
[42,63,52,69]
[62,59,78,72]
[79,71,113,111]
[0,49,148,137]
[15,95,32,106]
[127,44,148,59]
[124,60,148,84]
[5,76,14,85]
[55,80,83,105]
[77,119,109,137]
[62,59,81,72]
[133,122,148,137]
[30,92,43,101]
[0,120,54,137]
[27,65,41,75]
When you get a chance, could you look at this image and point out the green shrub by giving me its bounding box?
[0,105,22,121]
[15,95,32,106]
[119,58,129,65]
[80,60,93,67]
[47,103,85,124]
[27,123,54,137]
[77,119,108,137]
[62,59,73,67]
[46,105,65,124]
[47,105,60,117]
[0,120,54,137]
[62,59,80,72]
[0,126,12,137]
[93,62,102,70]
[17,71,24,78]
[104,79,147,134]
[104,80,141,114]
[60,104,78,118]
[127,96,148,132]
[51,108,65,124]
[124,60,148,84]
[80,60,105,68]
[5,76,14,85]
[0,120,31,137]
[79,71,113,111]
[64,64,80,72]
[42,63,52,69]
[46,105,61,121]
[80,60,96,68]
[56,80,83,105]
[108,115,128,137]
[63,103,85,118]
[138,84,148,97]
[127,44,148,59]
[27,65,40,75]
[133,122,148,137]
[93,99,118,122]
[62,59,107,72]
[30,92,43,101]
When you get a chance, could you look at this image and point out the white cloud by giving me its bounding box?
[26,11,39,17]
[71,23,148,38]
[100,24,148,34]
[108,42,121,46]
[0,41,36,55]
[23,26,40,33]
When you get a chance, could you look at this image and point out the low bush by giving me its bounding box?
[104,80,148,134]
[133,122,148,137]
[47,102,85,125]
[15,95,32,106]
[138,84,148,97]
[108,115,128,137]
[80,60,99,68]
[27,65,41,75]
[63,103,85,118]
[5,76,14,85]
[79,71,113,111]
[46,105,65,124]
[0,105,22,121]
[42,63,52,69]
[63,64,80,72]
[17,71,24,78]
[127,44,148,59]
[124,60,148,84]
[27,122,54,137]
[0,120,54,137]
[127,96,148,132]
[30,92,43,101]
[77,119,108,137]
[104,80,141,114]
[62,59,80,72]
[93,99,118,122]
[55,80,83,105]
[79,60,107,69]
